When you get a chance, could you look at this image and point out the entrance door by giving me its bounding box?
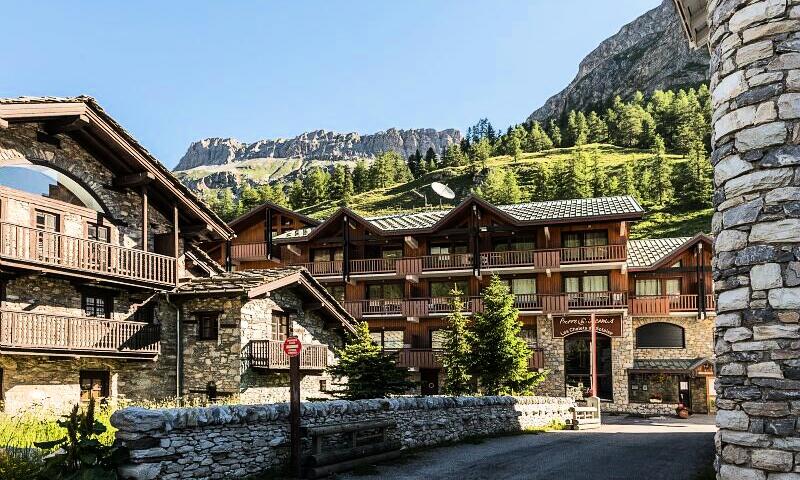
[564,333,613,400]
[421,369,439,396]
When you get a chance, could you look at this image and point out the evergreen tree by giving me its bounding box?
[676,140,713,208]
[575,111,589,146]
[217,189,238,220]
[288,179,304,209]
[529,163,553,201]
[468,276,543,395]
[619,161,638,200]
[329,164,348,202]
[239,184,261,213]
[441,289,474,396]
[588,151,609,197]
[353,159,369,193]
[328,322,415,399]
[547,119,562,147]
[408,149,423,178]
[302,167,329,206]
[443,144,466,167]
[586,111,608,144]
[476,168,521,204]
[565,110,579,147]
[341,166,354,206]
[526,121,554,152]
[257,183,288,207]
[424,147,438,172]
[471,138,492,174]
[650,135,674,205]
[558,148,592,199]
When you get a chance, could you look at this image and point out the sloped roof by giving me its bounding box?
[632,357,711,373]
[672,0,709,49]
[229,201,320,231]
[274,195,644,241]
[172,267,356,332]
[627,234,712,270]
[0,96,233,239]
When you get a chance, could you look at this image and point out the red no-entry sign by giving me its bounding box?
[283,336,302,357]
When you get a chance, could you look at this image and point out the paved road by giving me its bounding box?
[337,415,716,480]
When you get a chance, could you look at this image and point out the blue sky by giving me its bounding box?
[1,1,660,168]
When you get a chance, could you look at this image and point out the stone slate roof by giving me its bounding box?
[173,267,305,294]
[274,196,644,240]
[631,358,710,372]
[0,96,233,237]
[627,237,692,269]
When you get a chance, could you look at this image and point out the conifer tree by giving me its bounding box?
[547,120,562,147]
[620,161,638,200]
[302,167,329,206]
[586,111,608,144]
[529,163,553,201]
[341,166,354,206]
[443,144,466,167]
[408,149,423,178]
[650,135,674,205]
[476,168,521,204]
[471,138,492,173]
[676,140,713,208]
[424,147,438,172]
[468,276,543,395]
[353,159,369,193]
[527,121,554,152]
[217,188,238,220]
[288,179,304,209]
[328,322,415,399]
[575,111,589,146]
[441,289,473,396]
[588,152,609,197]
[239,185,261,213]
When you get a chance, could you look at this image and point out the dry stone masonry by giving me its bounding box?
[112,396,575,480]
[710,0,800,478]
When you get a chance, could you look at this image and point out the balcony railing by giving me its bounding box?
[559,244,627,264]
[230,242,269,261]
[350,258,396,274]
[392,347,544,370]
[421,253,474,271]
[242,339,328,370]
[628,294,716,316]
[0,309,160,357]
[0,222,175,286]
[481,249,561,269]
[289,260,344,276]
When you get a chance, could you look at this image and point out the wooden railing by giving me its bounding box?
[289,260,343,276]
[392,347,544,370]
[243,339,328,370]
[628,294,717,316]
[560,244,627,264]
[481,249,561,269]
[0,309,160,356]
[0,222,175,286]
[350,258,396,274]
[421,253,473,271]
[230,242,268,261]
[565,291,628,309]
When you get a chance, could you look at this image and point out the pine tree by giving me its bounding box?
[472,138,492,171]
[676,140,713,208]
[558,148,592,199]
[586,111,608,144]
[353,159,369,193]
[302,167,329,206]
[468,276,543,395]
[328,322,415,399]
[408,149,423,178]
[619,161,638,200]
[575,111,589,146]
[529,163,553,201]
[217,189,237,220]
[341,166,354,206]
[526,121,553,152]
[588,151,609,197]
[239,185,261,213]
[289,179,304,209]
[476,168,521,204]
[650,135,674,205]
[547,120,562,147]
[441,289,473,396]
[424,147,438,172]
[565,110,579,147]
[329,164,348,202]
[443,144,466,167]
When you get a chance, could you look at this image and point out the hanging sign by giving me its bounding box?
[552,314,622,338]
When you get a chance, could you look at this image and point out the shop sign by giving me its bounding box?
[552,314,622,338]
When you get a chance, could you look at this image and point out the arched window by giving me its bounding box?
[0,162,104,212]
[635,322,685,348]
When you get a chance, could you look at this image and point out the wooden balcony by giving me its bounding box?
[289,260,343,277]
[243,339,328,370]
[559,244,627,264]
[230,242,269,261]
[0,222,176,287]
[481,249,560,270]
[0,309,160,359]
[393,347,544,370]
[628,294,716,317]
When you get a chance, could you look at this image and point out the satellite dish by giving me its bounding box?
[431,182,455,200]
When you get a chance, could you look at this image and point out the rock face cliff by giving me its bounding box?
[175,128,462,171]
[527,0,710,123]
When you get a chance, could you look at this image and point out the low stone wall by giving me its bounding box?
[112,395,575,480]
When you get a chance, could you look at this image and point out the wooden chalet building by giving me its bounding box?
[222,195,716,414]
[0,97,353,411]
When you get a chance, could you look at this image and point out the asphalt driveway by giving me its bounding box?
[336,414,716,480]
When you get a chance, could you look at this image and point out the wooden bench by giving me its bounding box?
[302,420,401,478]
[569,396,602,430]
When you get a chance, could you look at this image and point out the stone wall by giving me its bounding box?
[709,0,800,478]
[111,395,575,480]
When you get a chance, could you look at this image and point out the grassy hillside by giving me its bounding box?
[295,144,712,240]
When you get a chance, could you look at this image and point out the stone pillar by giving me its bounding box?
[710,1,800,478]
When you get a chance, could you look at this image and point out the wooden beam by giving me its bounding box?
[113,172,155,188]
[142,186,148,252]
[43,114,90,135]
[173,205,180,286]
[180,223,213,237]
[287,244,301,256]
[404,236,418,249]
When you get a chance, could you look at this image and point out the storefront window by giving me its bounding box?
[628,373,681,403]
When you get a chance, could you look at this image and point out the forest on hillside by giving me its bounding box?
[200,86,713,238]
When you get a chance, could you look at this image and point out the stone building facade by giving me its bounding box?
[674,0,800,477]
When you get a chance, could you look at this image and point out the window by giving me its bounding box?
[87,223,110,242]
[430,244,468,255]
[312,248,343,262]
[512,278,536,295]
[493,237,536,252]
[0,163,105,211]
[325,285,345,303]
[665,279,681,296]
[629,373,681,404]
[520,327,537,348]
[671,260,682,268]
[370,330,403,350]
[80,370,110,403]
[270,312,290,341]
[197,312,219,341]
[635,279,661,296]
[82,293,111,318]
[381,247,403,259]
[635,322,685,348]
[430,281,469,297]
[367,283,403,299]
[565,275,608,293]
[35,210,59,260]
[35,210,58,231]
[561,231,608,248]
[430,330,446,349]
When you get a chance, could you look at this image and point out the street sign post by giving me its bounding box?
[284,336,303,478]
